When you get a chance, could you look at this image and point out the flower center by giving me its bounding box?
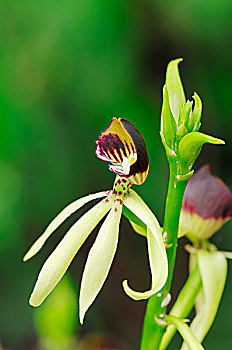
[112,176,132,197]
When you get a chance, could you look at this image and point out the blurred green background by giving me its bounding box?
[0,0,231,349]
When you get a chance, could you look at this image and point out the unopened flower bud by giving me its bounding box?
[179,165,232,240]
[188,92,202,132]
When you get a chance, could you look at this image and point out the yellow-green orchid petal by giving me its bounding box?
[79,199,123,324]
[220,251,232,259]
[181,249,227,349]
[123,189,168,300]
[29,198,113,307]
[129,220,147,237]
[188,253,204,315]
[23,191,109,261]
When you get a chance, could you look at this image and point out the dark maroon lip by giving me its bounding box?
[95,118,149,185]
[182,165,232,220]
[119,118,149,178]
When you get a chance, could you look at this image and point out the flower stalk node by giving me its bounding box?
[175,170,194,182]
[155,315,168,327]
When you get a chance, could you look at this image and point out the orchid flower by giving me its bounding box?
[24,117,168,324]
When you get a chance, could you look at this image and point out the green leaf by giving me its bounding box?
[166,58,186,123]
[23,191,109,261]
[181,250,227,349]
[178,132,225,173]
[161,85,177,149]
[123,190,168,300]
[79,199,122,324]
[29,198,113,307]
[164,315,205,350]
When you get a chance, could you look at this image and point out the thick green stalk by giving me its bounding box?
[159,262,202,350]
[140,166,188,350]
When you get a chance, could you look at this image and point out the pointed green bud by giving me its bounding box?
[178,132,225,174]
[188,93,202,132]
[178,100,193,127]
[166,58,186,123]
[161,85,177,149]
[177,100,193,140]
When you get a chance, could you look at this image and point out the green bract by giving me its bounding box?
[166,58,185,123]
[161,85,176,149]
[178,132,224,174]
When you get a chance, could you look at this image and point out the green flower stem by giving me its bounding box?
[159,261,202,350]
[140,165,188,350]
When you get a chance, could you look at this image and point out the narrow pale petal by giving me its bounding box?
[23,191,109,261]
[164,315,205,350]
[79,199,123,324]
[29,197,113,307]
[123,190,168,300]
[181,250,227,349]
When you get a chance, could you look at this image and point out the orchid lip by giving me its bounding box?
[95,117,149,185]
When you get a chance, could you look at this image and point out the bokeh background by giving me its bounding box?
[0,1,231,349]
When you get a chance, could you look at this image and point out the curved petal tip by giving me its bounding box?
[122,279,159,301]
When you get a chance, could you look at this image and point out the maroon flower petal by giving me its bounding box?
[95,118,149,185]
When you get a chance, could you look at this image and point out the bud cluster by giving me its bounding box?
[160,59,224,178]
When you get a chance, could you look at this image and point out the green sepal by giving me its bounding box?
[178,132,225,174]
[189,93,202,132]
[161,85,177,149]
[166,58,186,123]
